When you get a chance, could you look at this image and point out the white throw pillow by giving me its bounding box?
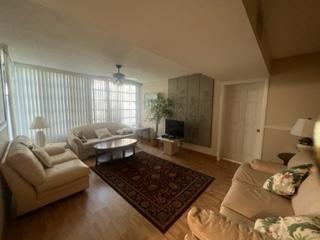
[33,145,53,168]
[94,128,112,139]
[116,128,133,135]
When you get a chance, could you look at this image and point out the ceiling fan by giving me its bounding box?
[112,64,137,84]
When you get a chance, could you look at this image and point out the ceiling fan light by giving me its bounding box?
[113,72,125,80]
[112,64,125,84]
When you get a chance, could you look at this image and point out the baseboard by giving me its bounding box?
[221,157,242,165]
[180,147,217,160]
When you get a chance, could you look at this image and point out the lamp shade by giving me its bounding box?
[30,116,49,129]
[290,118,315,138]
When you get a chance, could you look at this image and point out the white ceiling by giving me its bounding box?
[0,0,269,83]
[263,0,320,59]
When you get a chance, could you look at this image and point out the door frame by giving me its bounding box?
[216,78,269,161]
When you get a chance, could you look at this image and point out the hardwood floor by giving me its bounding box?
[3,143,239,240]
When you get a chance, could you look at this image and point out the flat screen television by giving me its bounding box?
[165,119,184,139]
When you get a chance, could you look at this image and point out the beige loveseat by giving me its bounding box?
[67,122,136,160]
[1,136,90,216]
[186,150,320,240]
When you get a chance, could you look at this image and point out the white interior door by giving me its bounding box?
[222,81,264,163]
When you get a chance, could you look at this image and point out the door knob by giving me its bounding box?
[256,129,261,133]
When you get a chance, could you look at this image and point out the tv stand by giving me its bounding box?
[157,137,181,156]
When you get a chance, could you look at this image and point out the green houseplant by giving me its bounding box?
[147,93,173,145]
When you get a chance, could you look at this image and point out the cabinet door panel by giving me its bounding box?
[168,74,213,147]
[198,75,213,147]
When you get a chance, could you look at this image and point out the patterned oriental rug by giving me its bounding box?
[91,151,214,232]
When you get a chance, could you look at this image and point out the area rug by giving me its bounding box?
[91,151,214,232]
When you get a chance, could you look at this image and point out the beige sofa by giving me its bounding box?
[1,136,90,216]
[186,150,320,240]
[67,122,136,160]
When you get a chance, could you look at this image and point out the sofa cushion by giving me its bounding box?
[44,144,66,156]
[73,122,127,139]
[32,146,53,168]
[94,128,112,139]
[233,163,271,187]
[49,149,78,165]
[221,180,294,221]
[81,135,134,150]
[36,159,89,193]
[102,122,128,135]
[187,207,267,240]
[262,164,312,196]
[7,142,45,186]
[291,167,320,216]
[116,128,133,135]
[287,150,315,168]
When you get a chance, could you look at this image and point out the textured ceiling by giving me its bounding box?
[0,0,269,83]
[263,0,320,59]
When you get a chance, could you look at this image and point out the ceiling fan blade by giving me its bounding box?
[124,77,138,81]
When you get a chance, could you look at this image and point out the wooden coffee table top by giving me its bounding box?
[94,138,137,150]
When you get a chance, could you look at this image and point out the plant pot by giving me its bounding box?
[151,138,159,147]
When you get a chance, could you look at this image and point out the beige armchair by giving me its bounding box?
[1,136,90,216]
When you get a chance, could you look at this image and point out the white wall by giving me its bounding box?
[262,53,320,162]
[140,79,221,156]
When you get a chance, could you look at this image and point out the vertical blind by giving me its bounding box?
[12,63,141,142]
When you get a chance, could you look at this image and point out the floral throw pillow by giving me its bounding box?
[255,216,320,240]
[263,164,313,196]
[254,216,282,239]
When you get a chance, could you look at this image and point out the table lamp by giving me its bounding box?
[290,118,315,147]
[30,116,49,147]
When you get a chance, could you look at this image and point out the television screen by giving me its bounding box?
[165,119,184,139]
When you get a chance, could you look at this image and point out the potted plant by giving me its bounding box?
[147,93,173,146]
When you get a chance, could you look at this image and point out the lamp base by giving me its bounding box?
[35,130,46,147]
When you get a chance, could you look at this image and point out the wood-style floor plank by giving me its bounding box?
[3,143,239,240]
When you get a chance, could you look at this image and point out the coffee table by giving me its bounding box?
[94,138,137,165]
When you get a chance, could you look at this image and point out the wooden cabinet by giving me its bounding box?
[168,74,214,147]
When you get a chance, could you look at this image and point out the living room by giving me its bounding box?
[0,0,320,240]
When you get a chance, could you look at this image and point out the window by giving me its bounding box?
[12,64,140,142]
[92,79,139,127]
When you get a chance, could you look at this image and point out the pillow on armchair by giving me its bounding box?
[32,145,53,168]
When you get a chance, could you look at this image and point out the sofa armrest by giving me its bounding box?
[187,207,269,240]
[250,159,286,175]
[67,132,83,155]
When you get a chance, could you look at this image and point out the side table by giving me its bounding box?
[134,127,151,143]
[157,137,181,156]
[277,152,295,166]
